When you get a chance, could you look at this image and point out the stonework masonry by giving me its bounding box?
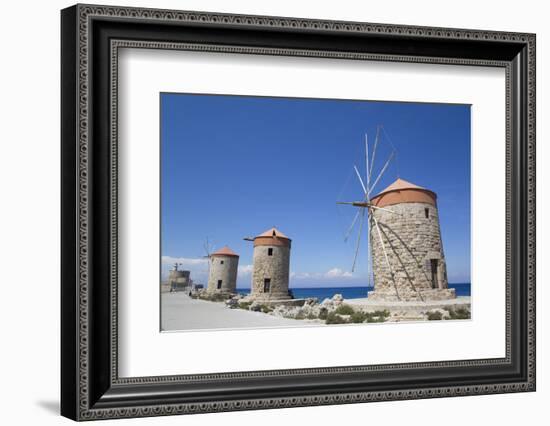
[251,244,291,300]
[248,228,292,301]
[207,255,239,294]
[368,202,455,301]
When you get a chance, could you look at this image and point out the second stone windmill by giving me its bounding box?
[338,128,456,302]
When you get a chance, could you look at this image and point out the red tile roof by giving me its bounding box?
[377,178,426,194]
[256,227,290,239]
[211,246,239,257]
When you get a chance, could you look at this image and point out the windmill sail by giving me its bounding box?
[337,126,400,297]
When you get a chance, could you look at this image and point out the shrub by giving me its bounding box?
[306,313,318,320]
[213,294,228,302]
[249,303,262,312]
[318,307,328,320]
[350,311,369,323]
[237,301,252,310]
[448,307,471,320]
[334,304,355,315]
[325,312,349,325]
[294,311,306,320]
[427,310,443,320]
[373,309,390,318]
[260,304,273,313]
[199,293,227,302]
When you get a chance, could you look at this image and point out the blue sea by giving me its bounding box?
[236,283,470,300]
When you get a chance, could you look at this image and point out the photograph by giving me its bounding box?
[159,93,472,331]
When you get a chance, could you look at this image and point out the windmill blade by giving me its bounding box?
[365,133,370,191]
[368,126,381,184]
[368,150,395,197]
[381,125,401,178]
[354,165,367,195]
[351,208,366,272]
[372,216,401,300]
[343,209,361,242]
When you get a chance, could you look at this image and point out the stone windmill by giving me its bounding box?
[244,227,292,301]
[206,246,240,295]
[338,128,456,302]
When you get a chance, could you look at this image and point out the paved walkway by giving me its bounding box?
[161,292,319,332]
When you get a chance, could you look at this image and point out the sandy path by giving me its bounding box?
[161,292,320,331]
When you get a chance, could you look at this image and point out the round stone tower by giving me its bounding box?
[168,269,190,291]
[249,228,292,301]
[368,178,455,302]
[207,246,239,295]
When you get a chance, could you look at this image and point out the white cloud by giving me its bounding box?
[161,256,208,267]
[161,256,209,282]
[161,257,357,285]
[290,268,354,281]
[238,264,253,276]
[325,268,353,278]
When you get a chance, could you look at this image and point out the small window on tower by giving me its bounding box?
[217,280,222,289]
[268,248,273,256]
[263,278,271,292]
[220,260,224,264]
[425,208,429,218]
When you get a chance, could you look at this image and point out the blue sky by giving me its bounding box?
[161,93,471,288]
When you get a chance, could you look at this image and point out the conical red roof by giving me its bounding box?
[211,246,239,257]
[256,227,290,239]
[252,227,291,247]
[370,178,436,208]
[377,178,426,194]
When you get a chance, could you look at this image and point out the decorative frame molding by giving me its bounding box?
[61,4,535,421]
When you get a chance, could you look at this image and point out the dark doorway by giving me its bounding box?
[263,278,271,292]
[430,259,438,289]
[217,280,222,289]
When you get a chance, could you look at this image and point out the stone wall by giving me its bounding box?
[250,245,291,300]
[369,202,454,301]
[207,256,238,294]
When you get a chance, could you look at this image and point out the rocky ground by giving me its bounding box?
[190,289,472,326]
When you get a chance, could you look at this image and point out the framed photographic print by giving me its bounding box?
[61,4,536,421]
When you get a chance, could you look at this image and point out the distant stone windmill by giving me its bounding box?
[338,127,456,302]
[206,246,239,295]
[203,237,240,295]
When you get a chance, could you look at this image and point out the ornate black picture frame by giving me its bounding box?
[61,4,536,421]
